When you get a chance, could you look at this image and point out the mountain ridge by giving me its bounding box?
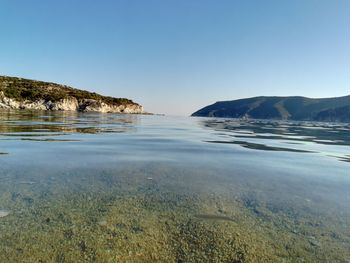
[192,95,350,122]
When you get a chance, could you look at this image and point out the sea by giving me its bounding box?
[0,110,349,262]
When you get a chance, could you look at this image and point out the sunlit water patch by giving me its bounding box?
[1,110,350,262]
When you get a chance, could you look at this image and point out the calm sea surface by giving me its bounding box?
[0,110,350,262]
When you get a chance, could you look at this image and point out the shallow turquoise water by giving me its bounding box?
[0,110,350,262]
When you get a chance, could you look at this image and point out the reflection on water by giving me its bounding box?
[0,110,350,262]
[201,118,350,163]
[205,140,315,152]
[0,109,138,135]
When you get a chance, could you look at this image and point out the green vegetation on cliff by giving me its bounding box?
[0,76,136,105]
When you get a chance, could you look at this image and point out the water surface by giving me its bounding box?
[0,110,350,262]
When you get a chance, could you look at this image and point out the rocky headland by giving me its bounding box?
[0,76,143,114]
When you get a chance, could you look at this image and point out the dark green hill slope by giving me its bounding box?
[192,96,350,122]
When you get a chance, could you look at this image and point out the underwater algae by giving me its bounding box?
[0,191,276,262]
[0,183,349,263]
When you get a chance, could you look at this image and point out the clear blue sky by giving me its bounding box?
[1,0,349,115]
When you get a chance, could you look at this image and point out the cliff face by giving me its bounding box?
[0,76,144,114]
[0,92,144,113]
[192,96,350,122]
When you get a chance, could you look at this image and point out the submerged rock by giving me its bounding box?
[194,214,235,222]
[0,210,10,218]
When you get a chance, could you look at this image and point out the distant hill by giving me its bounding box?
[0,76,143,113]
[192,96,350,122]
